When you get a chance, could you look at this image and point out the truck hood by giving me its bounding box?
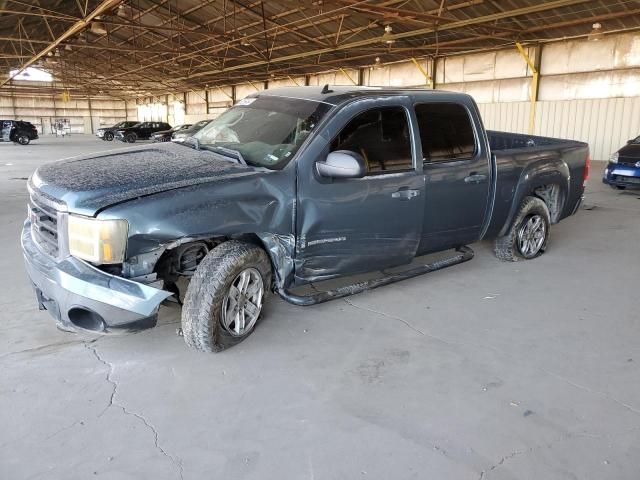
[30,143,253,216]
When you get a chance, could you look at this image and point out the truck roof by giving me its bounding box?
[254,85,467,106]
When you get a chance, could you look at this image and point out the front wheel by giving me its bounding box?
[495,196,551,261]
[104,132,114,141]
[125,133,137,143]
[181,241,272,352]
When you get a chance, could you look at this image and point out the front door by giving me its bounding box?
[1,121,12,142]
[415,101,491,254]
[295,97,424,284]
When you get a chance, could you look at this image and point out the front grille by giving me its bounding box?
[614,175,640,184]
[29,194,60,257]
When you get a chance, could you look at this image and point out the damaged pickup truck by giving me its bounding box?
[22,86,590,352]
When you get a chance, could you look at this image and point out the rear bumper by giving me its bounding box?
[603,163,640,188]
[21,220,171,333]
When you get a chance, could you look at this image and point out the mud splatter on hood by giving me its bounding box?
[30,142,255,216]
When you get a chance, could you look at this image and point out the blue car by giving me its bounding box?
[603,135,640,189]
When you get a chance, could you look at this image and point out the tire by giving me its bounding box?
[125,133,137,143]
[16,133,30,145]
[495,196,551,262]
[104,132,114,141]
[615,185,626,190]
[181,241,272,353]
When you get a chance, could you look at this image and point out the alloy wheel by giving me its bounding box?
[517,214,546,258]
[221,268,264,337]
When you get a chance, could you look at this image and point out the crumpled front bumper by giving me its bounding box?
[21,220,171,332]
[603,163,640,188]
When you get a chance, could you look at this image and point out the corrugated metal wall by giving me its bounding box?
[478,97,640,160]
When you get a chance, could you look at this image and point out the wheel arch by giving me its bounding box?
[148,232,292,292]
[499,162,569,236]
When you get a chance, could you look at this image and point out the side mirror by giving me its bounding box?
[316,150,366,179]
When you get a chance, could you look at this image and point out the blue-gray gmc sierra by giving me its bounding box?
[22,86,590,352]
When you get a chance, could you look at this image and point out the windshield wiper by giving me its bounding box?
[201,145,247,165]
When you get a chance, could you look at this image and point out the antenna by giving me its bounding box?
[321,84,333,94]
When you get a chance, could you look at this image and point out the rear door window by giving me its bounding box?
[415,103,476,162]
[331,106,413,174]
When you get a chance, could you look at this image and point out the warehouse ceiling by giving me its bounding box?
[1,0,640,97]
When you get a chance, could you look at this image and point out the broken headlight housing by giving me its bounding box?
[68,215,128,264]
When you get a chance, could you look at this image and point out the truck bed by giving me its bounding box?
[487,130,582,151]
[484,130,589,239]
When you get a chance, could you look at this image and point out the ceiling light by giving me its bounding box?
[90,21,107,35]
[382,25,395,45]
[240,34,251,47]
[588,22,604,41]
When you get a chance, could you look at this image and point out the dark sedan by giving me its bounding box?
[115,121,172,143]
[151,124,192,142]
[171,119,211,142]
[603,135,640,189]
[96,121,139,141]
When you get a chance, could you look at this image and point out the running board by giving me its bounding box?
[277,246,474,306]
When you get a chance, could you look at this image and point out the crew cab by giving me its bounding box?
[114,121,172,143]
[22,87,589,352]
[1,119,39,145]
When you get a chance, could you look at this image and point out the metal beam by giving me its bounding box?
[1,0,123,88]
[171,0,591,82]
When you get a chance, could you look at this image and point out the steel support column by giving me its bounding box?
[516,42,541,134]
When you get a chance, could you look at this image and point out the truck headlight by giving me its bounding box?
[610,152,619,163]
[68,215,128,264]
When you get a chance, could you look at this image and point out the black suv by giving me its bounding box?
[96,121,139,141]
[1,120,39,145]
[115,122,172,143]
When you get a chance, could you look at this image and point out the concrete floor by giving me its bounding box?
[1,135,639,480]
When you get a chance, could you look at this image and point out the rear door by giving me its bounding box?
[295,97,424,283]
[415,101,491,254]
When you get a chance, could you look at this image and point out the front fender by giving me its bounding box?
[98,169,297,286]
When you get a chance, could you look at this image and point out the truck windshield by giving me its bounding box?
[193,96,332,169]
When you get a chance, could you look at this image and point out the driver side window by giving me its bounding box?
[331,107,413,175]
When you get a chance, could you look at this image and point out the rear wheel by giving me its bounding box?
[16,133,30,145]
[104,132,114,141]
[125,133,137,143]
[181,241,272,353]
[495,196,550,261]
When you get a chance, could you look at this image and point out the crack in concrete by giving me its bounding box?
[342,299,502,355]
[342,299,640,420]
[85,343,185,480]
[541,368,640,416]
[343,298,426,336]
[479,448,531,479]
[0,339,89,360]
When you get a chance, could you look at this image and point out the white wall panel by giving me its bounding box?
[478,97,640,160]
[235,83,263,100]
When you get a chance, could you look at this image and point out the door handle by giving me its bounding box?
[464,173,487,183]
[392,188,420,200]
